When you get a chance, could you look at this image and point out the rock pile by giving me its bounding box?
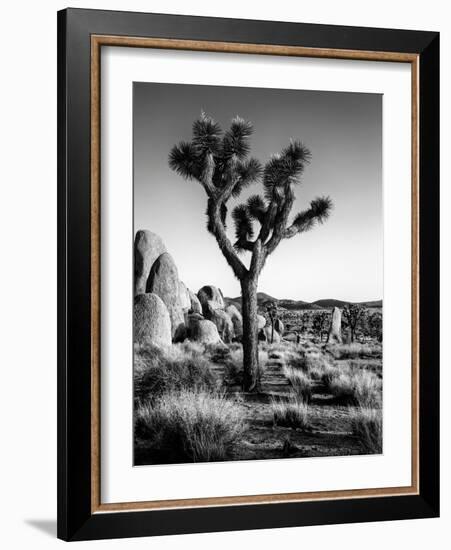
[133,230,238,347]
[133,229,288,348]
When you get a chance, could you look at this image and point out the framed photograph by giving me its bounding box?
[57,8,439,541]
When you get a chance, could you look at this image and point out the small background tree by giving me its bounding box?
[366,311,383,342]
[169,112,332,391]
[297,312,309,336]
[312,311,330,342]
[342,304,366,342]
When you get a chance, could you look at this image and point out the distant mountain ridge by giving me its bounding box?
[225,293,382,311]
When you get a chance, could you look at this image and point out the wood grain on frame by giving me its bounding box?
[90,35,420,514]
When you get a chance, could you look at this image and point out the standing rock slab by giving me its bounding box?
[197,285,225,319]
[225,304,243,340]
[257,314,266,330]
[274,319,284,336]
[134,230,166,296]
[264,325,281,344]
[133,293,171,348]
[327,306,343,344]
[147,252,185,339]
[188,289,202,314]
[190,319,222,345]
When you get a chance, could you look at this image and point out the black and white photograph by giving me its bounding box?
[132,82,383,465]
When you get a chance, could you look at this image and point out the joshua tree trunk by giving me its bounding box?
[241,277,260,392]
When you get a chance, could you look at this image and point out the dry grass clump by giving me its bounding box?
[299,353,337,383]
[326,371,355,403]
[284,367,312,403]
[349,407,382,454]
[135,389,246,463]
[352,370,382,408]
[134,344,218,402]
[271,396,310,430]
[303,342,322,352]
[325,368,382,408]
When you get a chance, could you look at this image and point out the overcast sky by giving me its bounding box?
[134,82,382,302]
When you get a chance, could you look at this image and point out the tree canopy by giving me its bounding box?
[169,112,332,280]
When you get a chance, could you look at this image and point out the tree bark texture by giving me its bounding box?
[241,277,260,392]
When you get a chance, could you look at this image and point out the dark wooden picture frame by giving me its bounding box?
[57,8,439,541]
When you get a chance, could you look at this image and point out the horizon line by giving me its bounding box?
[224,292,383,303]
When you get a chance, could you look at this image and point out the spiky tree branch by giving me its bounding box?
[169,116,333,282]
[284,196,333,239]
[169,112,263,279]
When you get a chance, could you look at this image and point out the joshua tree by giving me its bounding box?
[366,311,383,342]
[169,112,332,391]
[299,312,310,335]
[342,304,366,342]
[312,311,330,342]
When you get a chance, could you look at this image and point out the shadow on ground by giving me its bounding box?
[25,519,57,538]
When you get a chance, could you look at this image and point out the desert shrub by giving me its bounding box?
[266,349,298,366]
[134,344,166,383]
[319,364,341,385]
[135,389,246,463]
[175,340,205,356]
[289,352,331,374]
[260,342,296,354]
[205,342,230,363]
[285,352,308,370]
[224,348,244,385]
[309,361,338,382]
[271,396,310,430]
[326,343,382,360]
[350,407,382,454]
[134,344,217,402]
[326,372,356,403]
[348,360,382,377]
[223,347,268,386]
[284,367,312,403]
[228,346,244,365]
[299,355,343,384]
[227,342,243,353]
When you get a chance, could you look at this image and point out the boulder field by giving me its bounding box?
[133,229,284,348]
